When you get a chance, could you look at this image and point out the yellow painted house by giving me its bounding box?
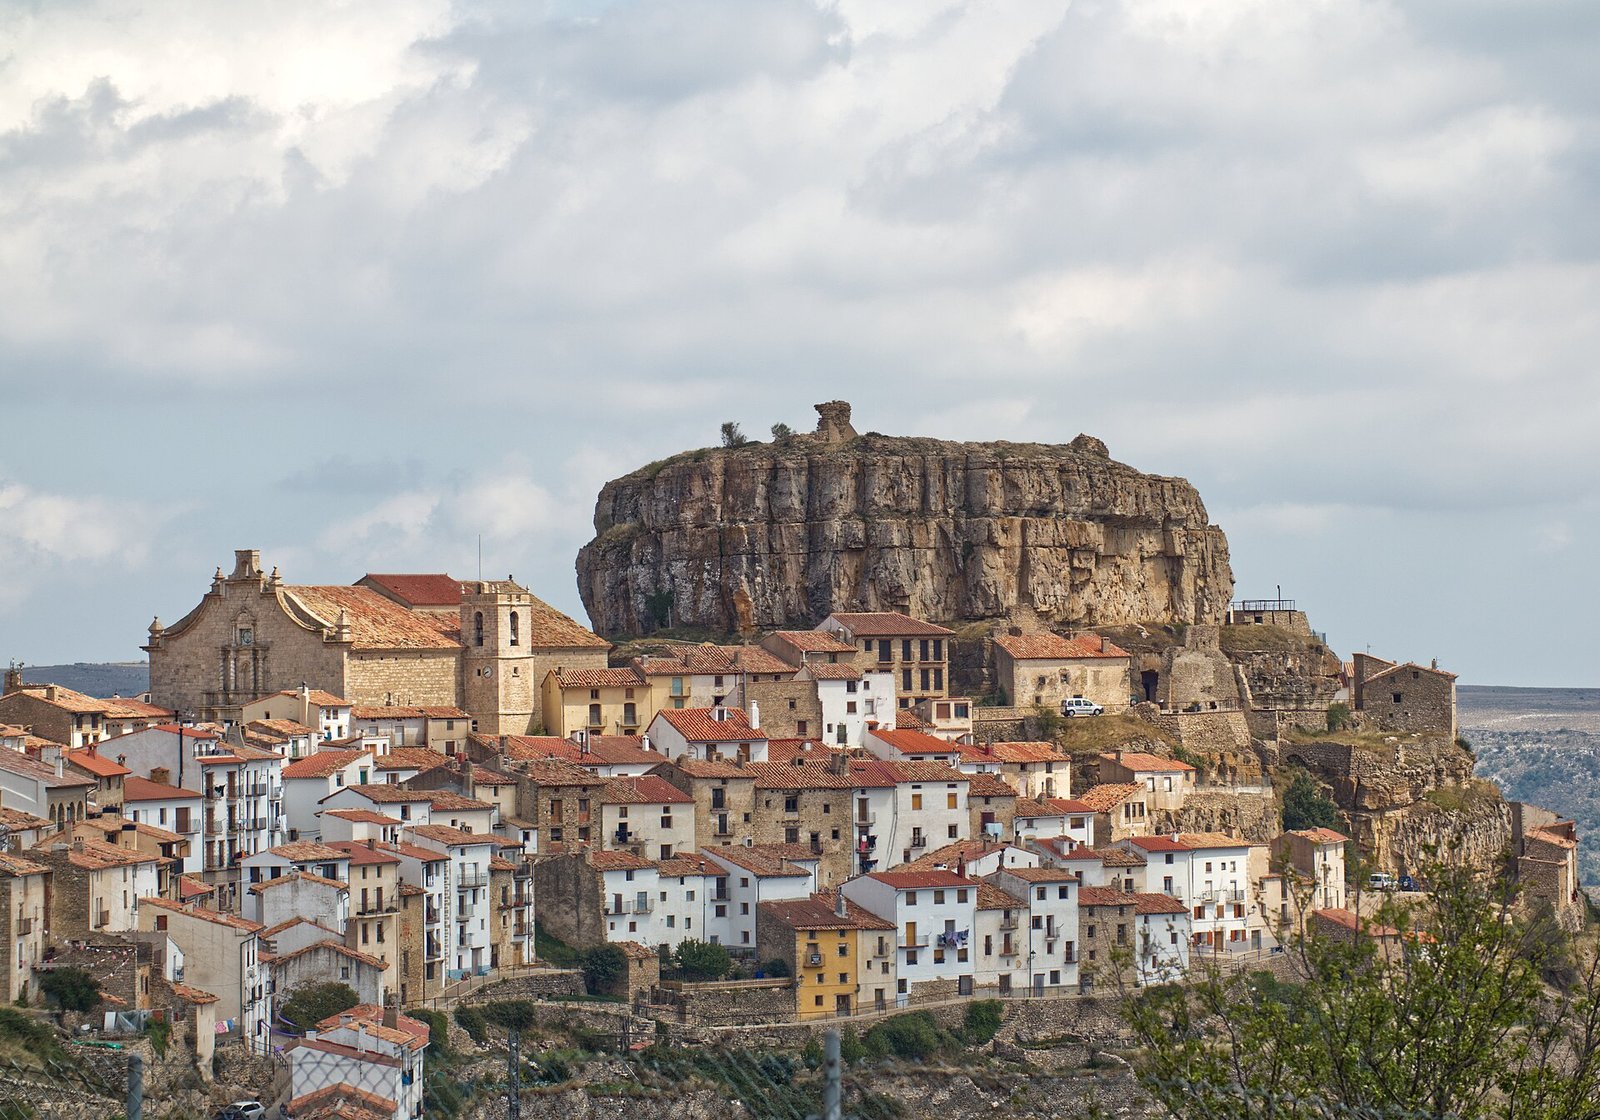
[540,666,661,737]
[757,894,879,1019]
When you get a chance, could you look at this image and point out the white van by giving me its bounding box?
[1367,872,1396,892]
[1060,697,1105,718]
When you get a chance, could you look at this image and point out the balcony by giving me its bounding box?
[806,953,824,966]
[713,825,735,838]
[909,835,927,849]
[498,894,532,910]
[425,937,444,961]
[355,900,399,916]
[854,813,877,827]
[16,918,32,935]
[614,830,634,845]
[457,870,489,889]
[1000,942,1018,957]
[424,905,441,925]
[605,898,654,915]
[901,934,929,949]
[94,910,111,929]
[998,917,1019,931]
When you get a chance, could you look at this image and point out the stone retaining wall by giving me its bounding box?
[457,968,587,1003]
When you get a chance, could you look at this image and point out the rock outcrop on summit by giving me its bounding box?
[577,402,1234,638]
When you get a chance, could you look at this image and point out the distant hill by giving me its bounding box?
[17,662,150,699]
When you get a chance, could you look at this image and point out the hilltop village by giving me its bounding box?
[0,414,1586,1118]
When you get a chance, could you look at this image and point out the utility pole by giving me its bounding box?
[507,1028,522,1120]
[822,1030,841,1120]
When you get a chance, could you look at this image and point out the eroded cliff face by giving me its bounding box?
[577,409,1233,637]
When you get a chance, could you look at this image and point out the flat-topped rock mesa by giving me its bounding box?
[577,402,1234,638]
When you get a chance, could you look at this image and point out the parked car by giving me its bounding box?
[216,1102,266,1120]
[1367,872,1396,892]
[1060,697,1105,718]
[1397,874,1419,892]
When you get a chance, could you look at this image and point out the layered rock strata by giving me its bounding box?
[578,403,1234,637]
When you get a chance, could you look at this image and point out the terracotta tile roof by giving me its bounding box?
[745,760,859,790]
[767,631,858,655]
[1127,835,1190,852]
[468,766,517,785]
[1287,827,1350,845]
[1527,826,1578,849]
[664,758,749,779]
[0,807,52,830]
[317,1004,429,1048]
[150,723,222,741]
[703,847,813,878]
[1364,660,1457,683]
[357,573,467,608]
[1175,832,1251,850]
[994,632,1130,660]
[78,818,184,845]
[178,875,215,899]
[759,896,869,930]
[513,759,607,787]
[812,889,898,929]
[904,839,1025,870]
[325,841,402,866]
[329,784,434,804]
[1079,887,1188,915]
[894,709,931,731]
[0,852,48,876]
[975,881,1023,910]
[868,869,974,889]
[290,1083,398,1120]
[290,1036,402,1069]
[422,791,495,812]
[656,853,717,876]
[551,667,646,690]
[283,750,369,780]
[995,865,1079,883]
[489,856,519,872]
[421,706,471,719]
[654,707,765,743]
[973,741,1059,764]
[611,940,657,960]
[140,896,263,932]
[379,840,448,863]
[283,586,460,650]
[1056,845,1145,867]
[244,717,317,738]
[262,688,353,709]
[101,697,173,719]
[599,775,693,805]
[169,982,220,1004]
[1102,751,1195,773]
[802,662,861,681]
[2,684,110,713]
[35,837,160,870]
[825,613,954,638]
[266,841,350,863]
[868,728,954,756]
[1311,908,1402,938]
[885,760,967,783]
[64,749,131,778]
[406,824,492,848]
[350,707,426,720]
[322,808,403,826]
[0,751,96,789]
[272,939,389,971]
[764,738,838,763]
[373,749,451,773]
[965,772,1018,799]
[250,870,348,894]
[492,734,666,767]
[1075,783,1143,812]
[587,849,654,871]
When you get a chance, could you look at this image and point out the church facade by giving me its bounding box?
[145,550,609,733]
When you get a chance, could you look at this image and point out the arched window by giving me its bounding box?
[473,612,485,648]
[509,611,520,647]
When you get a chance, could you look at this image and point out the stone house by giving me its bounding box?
[1352,654,1457,738]
[739,677,826,740]
[863,726,967,767]
[534,849,658,948]
[743,760,863,886]
[909,697,975,742]
[757,630,862,672]
[249,871,348,938]
[488,855,534,968]
[992,631,1133,712]
[138,896,269,1052]
[507,758,607,850]
[840,868,978,1004]
[1280,827,1349,912]
[817,612,954,711]
[289,1004,430,1120]
[608,940,660,1001]
[1076,783,1150,845]
[68,817,187,899]
[598,774,696,861]
[1097,751,1196,812]
[0,852,49,1004]
[1077,887,1190,989]
[632,643,798,712]
[646,706,770,763]
[966,772,1018,841]
[653,758,756,849]
[0,681,122,748]
[270,939,389,1008]
[31,835,161,934]
[242,687,354,742]
[395,883,433,1005]
[383,840,451,994]
[794,662,896,748]
[1510,802,1583,931]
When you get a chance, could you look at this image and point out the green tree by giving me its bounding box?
[581,944,627,994]
[770,422,793,440]
[1325,701,1352,732]
[673,939,732,981]
[38,966,101,1013]
[479,999,539,1033]
[1122,862,1600,1120]
[761,957,790,978]
[454,1005,488,1044]
[277,981,358,1034]
[962,1000,1003,1044]
[409,1008,454,1062]
[719,421,747,448]
[1280,772,1338,832]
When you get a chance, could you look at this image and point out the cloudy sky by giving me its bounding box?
[2,0,1597,687]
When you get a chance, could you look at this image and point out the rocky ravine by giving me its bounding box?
[577,402,1234,637]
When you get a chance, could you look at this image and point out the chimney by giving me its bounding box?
[300,683,310,702]
[956,854,967,879]
[151,767,170,787]
[641,735,651,753]
[834,891,847,918]
[367,838,377,850]
[1431,658,1438,670]
[46,686,58,702]
[1101,636,1110,653]
[71,837,85,853]
[749,701,760,731]
[383,1004,399,1030]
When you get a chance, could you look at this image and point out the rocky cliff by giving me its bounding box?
[577,402,1234,637]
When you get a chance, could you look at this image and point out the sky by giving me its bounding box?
[1,0,1597,687]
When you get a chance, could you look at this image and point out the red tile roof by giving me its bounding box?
[868,728,954,756]
[587,849,654,871]
[1127,835,1191,852]
[599,775,693,805]
[868,869,973,889]
[121,775,204,802]
[1078,887,1188,915]
[406,824,493,848]
[654,707,765,743]
[551,667,646,689]
[322,808,403,826]
[1102,751,1195,773]
[1075,783,1143,812]
[975,741,1061,764]
[266,841,350,862]
[966,772,1019,799]
[65,749,131,778]
[350,706,426,720]
[996,865,1079,883]
[759,896,875,931]
[325,840,402,866]
[767,631,857,655]
[357,573,467,608]
[283,750,369,780]
[373,749,451,773]
[491,734,666,767]
[1174,832,1251,850]
[994,632,1130,660]
[825,613,954,638]
[140,896,263,931]
[802,662,862,681]
[283,586,461,650]
[1287,827,1350,845]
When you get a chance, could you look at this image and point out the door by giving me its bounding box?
[1032,973,1045,997]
